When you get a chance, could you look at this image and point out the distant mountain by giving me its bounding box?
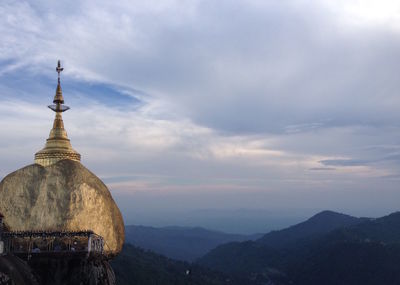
[257,210,366,248]
[288,239,400,285]
[327,211,400,243]
[113,211,400,285]
[111,243,254,285]
[198,210,400,285]
[125,225,262,261]
[198,210,366,274]
[287,212,400,285]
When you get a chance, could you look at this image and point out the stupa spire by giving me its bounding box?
[34,60,81,166]
[53,60,65,104]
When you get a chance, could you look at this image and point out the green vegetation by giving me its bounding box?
[112,211,400,285]
[198,211,400,285]
[111,244,251,285]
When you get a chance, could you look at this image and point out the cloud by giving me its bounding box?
[1,0,400,225]
[2,0,400,134]
[309,167,336,171]
[319,159,369,167]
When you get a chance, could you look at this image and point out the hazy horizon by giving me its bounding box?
[1,1,400,233]
[118,202,397,234]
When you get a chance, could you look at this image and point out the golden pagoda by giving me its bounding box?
[34,60,81,166]
[0,61,125,258]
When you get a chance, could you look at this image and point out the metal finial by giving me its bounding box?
[50,60,69,111]
[56,60,64,84]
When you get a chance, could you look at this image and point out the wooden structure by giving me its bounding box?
[1,230,104,258]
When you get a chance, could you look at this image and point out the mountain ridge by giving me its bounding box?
[257,210,366,248]
[125,224,262,261]
[111,243,254,285]
[197,210,400,285]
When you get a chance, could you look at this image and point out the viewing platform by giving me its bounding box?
[1,230,104,259]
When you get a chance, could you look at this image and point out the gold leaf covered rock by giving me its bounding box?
[0,160,125,257]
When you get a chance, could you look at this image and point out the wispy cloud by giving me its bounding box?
[1,0,400,226]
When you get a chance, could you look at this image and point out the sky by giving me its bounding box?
[1,0,400,233]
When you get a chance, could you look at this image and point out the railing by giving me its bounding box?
[0,241,4,255]
[1,230,104,257]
